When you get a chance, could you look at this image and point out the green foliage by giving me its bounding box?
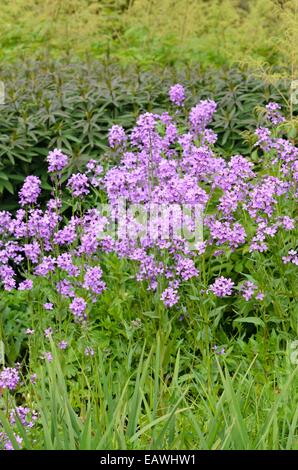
[0,292,31,364]
[0,332,297,449]
[0,60,292,206]
[0,0,297,71]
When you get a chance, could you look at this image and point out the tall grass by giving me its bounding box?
[1,332,297,450]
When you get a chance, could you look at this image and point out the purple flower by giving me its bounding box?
[255,127,272,151]
[10,406,38,428]
[84,347,94,357]
[67,173,90,197]
[0,367,20,391]
[43,352,53,362]
[196,241,207,254]
[56,280,75,298]
[30,373,37,384]
[43,302,53,310]
[161,286,180,307]
[209,277,234,297]
[189,99,217,133]
[18,279,33,291]
[19,176,41,206]
[0,432,23,450]
[240,281,257,301]
[207,219,246,248]
[265,102,285,126]
[26,328,35,335]
[54,224,77,246]
[57,253,80,277]
[58,340,68,350]
[0,264,16,291]
[212,345,225,355]
[24,241,40,264]
[282,250,298,265]
[44,327,53,338]
[94,164,103,176]
[169,84,185,106]
[202,129,217,145]
[280,216,295,231]
[256,292,264,300]
[69,297,87,320]
[83,266,106,295]
[175,256,199,281]
[47,149,69,173]
[34,256,56,276]
[108,125,126,148]
[86,159,97,171]
[47,198,62,211]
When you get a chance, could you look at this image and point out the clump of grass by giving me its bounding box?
[1,336,297,449]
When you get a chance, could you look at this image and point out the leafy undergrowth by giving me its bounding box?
[1,326,297,450]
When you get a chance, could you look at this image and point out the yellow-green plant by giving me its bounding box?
[0,0,297,68]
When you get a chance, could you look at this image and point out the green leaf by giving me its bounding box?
[233,317,265,328]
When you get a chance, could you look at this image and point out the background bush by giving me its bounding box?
[0,0,297,71]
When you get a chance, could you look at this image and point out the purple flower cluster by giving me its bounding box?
[189,99,217,133]
[207,219,246,248]
[83,266,106,295]
[0,401,36,450]
[104,97,222,305]
[209,277,235,297]
[0,366,20,390]
[47,148,69,173]
[108,125,126,148]
[161,286,179,307]
[169,84,185,106]
[0,169,107,320]
[67,173,90,197]
[69,296,87,320]
[10,406,38,429]
[18,279,33,291]
[239,281,257,301]
[265,102,285,126]
[57,253,80,277]
[0,432,23,450]
[282,249,298,265]
[19,176,41,206]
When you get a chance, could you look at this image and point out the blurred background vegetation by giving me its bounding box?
[0,0,297,71]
